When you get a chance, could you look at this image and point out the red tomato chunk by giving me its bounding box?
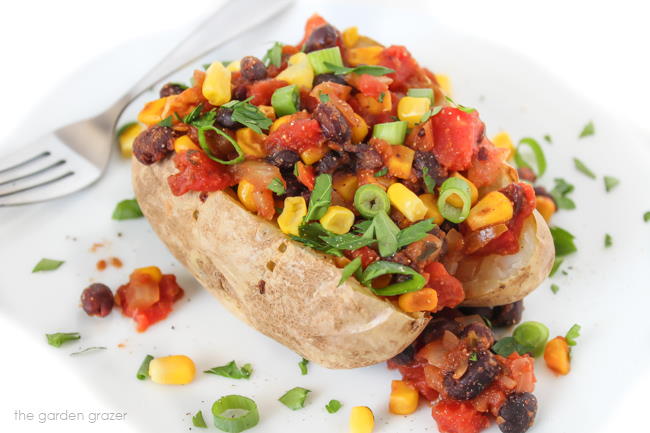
[167,150,235,196]
[432,400,490,433]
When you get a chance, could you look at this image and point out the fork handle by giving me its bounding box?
[103,0,294,125]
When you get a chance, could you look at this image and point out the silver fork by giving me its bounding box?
[0,0,294,206]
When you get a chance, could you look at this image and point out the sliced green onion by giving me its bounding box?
[338,257,362,286]
[604,176,619,192]
[372,121,408,145]
[198,126,245,165]
[136,355,154,380]
[437,177,472,223]
[279,387,311,410]
[211,395,259,433]
[514,137,547,177]
[271,84,300,117]
[361,261,426,296]
[513,321,549,358]
[407,88,434,103]
[354,184,391,218]
[307,47,343,75]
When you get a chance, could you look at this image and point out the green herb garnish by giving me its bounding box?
[579,121,595,138]
[158,116,173,127]
[46,332,80,348]
[182,103,204,124]
[325,400,342,414]
[192,410,207,428]
[549,257,564,277]
[422,166,436,193]
[188,109,246,165]
[374,167,388,177]
[304,174,333,222]
[644,211,650,222]
[468,352,478,362]
[551,226,577,256]
[444,95,475,113]
[550,178,576,210]
[550,284,559,294]
[573,158,596,179]
[361,261,426,296]
[396,218,436,249]
[298,358,309,375]
[338,257,362,286]
[319,93,330,103]
[565,324,581,346]
[33,258,64,273]
[420,105,443,123]
[325,63,395,76]
[372,212,400,257]
[604,176,619,192]
[204,361,253,379]
[112,198,143,220]
[543,134,552,143]
[378,92,385,103]
[604,234,612,248]
[268,178,286,195]
[263,42,283,67]
[221,97,273,134]
[279,387,311,410]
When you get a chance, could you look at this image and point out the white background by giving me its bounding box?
[0,1,648,432]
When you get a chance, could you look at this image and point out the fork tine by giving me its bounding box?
[0,171,75,198]
[0,150,51,175]
[0,159,67,186]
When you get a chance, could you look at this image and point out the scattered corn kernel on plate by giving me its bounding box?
[1,1,650,433]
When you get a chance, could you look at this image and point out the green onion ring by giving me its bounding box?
[362,261,426,296]
[198,126,245,165]
[514,137,547,177]
[437,177,472,223]
[211,395,259,433]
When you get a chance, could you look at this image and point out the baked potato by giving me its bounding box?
[128,15,555,369]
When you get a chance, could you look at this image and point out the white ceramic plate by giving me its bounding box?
[2,2,650,433]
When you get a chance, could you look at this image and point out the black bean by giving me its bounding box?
[315,151,351,175]
[354,143,383,170]
[534,186,557,207]
[303,24,340,53]
[313,103,351,144]
[313,73,348,87]
[492,301,524,327]
[132,126,174,165]
[240,56,268,81]
[443,350,500,400]
[459,306,495,322]
[266,148,300,170]
[460,322,495,351]
[283,174,310,201]
[159,82,186,98]
[497,393,537,433]
[81,283,114,317]
[418,316,462,347]
[390,344,416,365]
[413,150,447,186]
[215,107,241,129]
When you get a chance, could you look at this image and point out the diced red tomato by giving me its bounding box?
[115,274,184,332]
[248,79,289,106]
[253,189,276,220]
[471,383,506,416]
[296,13,328,49]
[501,353,536,393]
[424,262,465,309]
[466,138,507,188]
[355,74,390,99]
[388,361,440,402]
[379,45,431,93]
[345,246,379,268]
[167,150,235,196]
[432,400,490,433]
[471,182,536,256]
[406,119,435,152]
[295,162,315,190]
[265,118,324,153]
[430,107,483,171]
[299,88,319,113]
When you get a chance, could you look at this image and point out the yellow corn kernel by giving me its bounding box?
[237,180,258,212]
[276,52,314,90]
[397,96,431,128]
[342,26,359,48]
[333,173,359,203]
[148,355,196,385]
[419,193,444,225]
[435,74,452,96]
[235,128,267,158]
[387,183,427,222]
[301,146,328,165]
[118,123,144,158]
[535,195,556,223]
[134,266,162,283]
[387,145,415,180]
[447,172,478,207]
[466,191,514,231]
[202,61,232,106]
[173,135,199,153]
[347,46,384,66]
[278,196,307,236]
[349,406,374,433]
[351,113,369,144]
[226,59,241,72]
[389,380,420,415]
[270,114,294,133]
[320,206,355,235]
[137,97,168,126]
[492,131,515,160]
[258,105,276,121]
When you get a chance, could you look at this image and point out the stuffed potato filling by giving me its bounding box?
[131,15,537,314]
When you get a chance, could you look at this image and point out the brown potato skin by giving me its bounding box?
[132,158,429,369]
